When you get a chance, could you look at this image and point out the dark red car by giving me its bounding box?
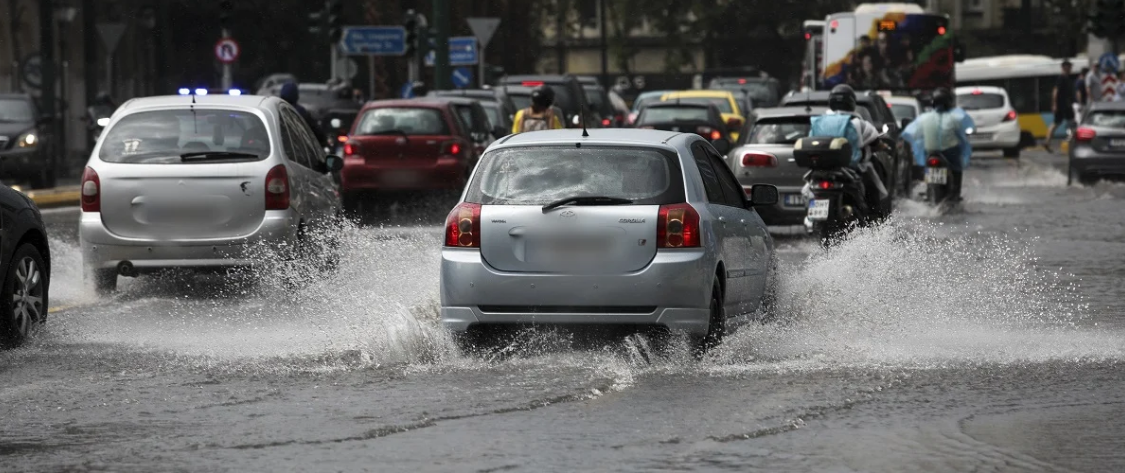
[340,99,479,203]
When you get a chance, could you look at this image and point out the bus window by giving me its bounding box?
[1006,77,1039,114]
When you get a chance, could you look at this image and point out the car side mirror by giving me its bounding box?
[712,137,731,155]
[747,184,778,207]
[900,118,912,129]
[325,154,344,173]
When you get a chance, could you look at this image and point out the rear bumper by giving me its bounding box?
[0,147,45,177]
[340,157,469,191]
[440,247,714,336]
[969,121,1021,150]
[79,209,298,271]
[1069,151,1125,179]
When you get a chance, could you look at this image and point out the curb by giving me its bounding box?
[17,186,81,209]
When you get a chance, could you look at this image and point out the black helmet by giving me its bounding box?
[828,84,857,112]
[530,86,555,109]
[932,87,954,112]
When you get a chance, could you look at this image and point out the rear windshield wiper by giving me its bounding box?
[180,151,262,162]
[363,129,410,140]
[542,195,634,213]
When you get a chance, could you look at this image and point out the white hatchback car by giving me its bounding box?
[79,94,343,293]
[955,86,1022,158]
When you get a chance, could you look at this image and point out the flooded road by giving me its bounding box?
[4,151,1124,472]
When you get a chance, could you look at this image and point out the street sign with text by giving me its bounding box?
[340,26,407,56]
[424,36,478,66]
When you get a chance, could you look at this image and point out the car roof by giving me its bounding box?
[955,85,1008,96]
[493,128,689,149]
[645,101,715,109]
[883,96,920,106]
[501,74,577,84]
[784,91,881,104]
[1087,101,1125,111]
[663,90,735,99]
[418,96,484,106]
[118,94,272,111]
[361,99,450,110]
[752,106,830,118]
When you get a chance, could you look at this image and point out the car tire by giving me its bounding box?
[1003,147,1020,159]
[692,280,725,359]
[1,244,49,348]
[87,267,118,295]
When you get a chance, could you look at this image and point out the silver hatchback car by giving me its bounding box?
[80,94,343,293]
[440,129,778,353]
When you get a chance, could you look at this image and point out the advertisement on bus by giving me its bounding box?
[821,12,954,92]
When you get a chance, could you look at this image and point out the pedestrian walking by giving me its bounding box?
[1044,60,1076,153]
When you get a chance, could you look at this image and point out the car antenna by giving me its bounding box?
[190,92,198,133]
[581,116,589,137]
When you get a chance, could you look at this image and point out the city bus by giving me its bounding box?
[801,20,824,91]
[955,54,1090,140]
[819,3,956,93]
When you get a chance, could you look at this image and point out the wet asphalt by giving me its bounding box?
[3,150,1124,472]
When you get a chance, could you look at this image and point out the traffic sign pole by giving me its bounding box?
[221,28,232,90]
[433,0,451,90]
[467,17,501,87]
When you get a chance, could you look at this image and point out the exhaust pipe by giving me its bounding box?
[117,261,138,277]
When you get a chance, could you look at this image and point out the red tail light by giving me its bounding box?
[265,164,290,210]
[656,203,701,248]
[817,180,833,190]
[927,156,942,167]
[521,81,544,87]
[444,202,482,247]
[81,167,100,212]
[601,118,611,126]
[1076,127,1096,141]
[1004,110,1017,122]
[741,151,778,167]
[443,141,463,157]
[937,26,946,35]
[710,130,722,141]
[344,142,357,156]
[738,78,747,84]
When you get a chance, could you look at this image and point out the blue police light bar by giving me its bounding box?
[178,88,191,95]
[195,88,208,96]
[228,89,242,96]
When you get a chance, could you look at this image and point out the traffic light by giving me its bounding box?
[404,10,418,57]
[327,0,343,43]
[219,0,233,28]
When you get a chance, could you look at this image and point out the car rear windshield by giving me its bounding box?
[638,106,711,124]
[890,104,917,121]
[355,107,449,135]
[0,98,34,122]
[509,93,532,111]
[670,97,733,114]
[632,94,664,112]
[746,117,811,145]
[584,87,613,114]
[957,93,1005,110]
[481,104,502,129]
[98,109,270,164]
[1085,110,1125,128]
[465,145,684,205]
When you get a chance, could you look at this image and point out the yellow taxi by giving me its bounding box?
[660,90,746,140]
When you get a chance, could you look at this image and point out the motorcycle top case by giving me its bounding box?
[793,137,853,170]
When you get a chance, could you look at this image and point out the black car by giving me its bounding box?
[1068,101,1125,185]
[575,76,620,127]
[498,75,596,128]
[780,90,912,197]
[0,183,50,348]
[428,89,516,132]
[421,96,497,155]
[0,94,56,189]
[635,101,732,153]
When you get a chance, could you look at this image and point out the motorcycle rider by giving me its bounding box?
[810,84,888,213]
[511,86,564,134]
[901,87,971,201]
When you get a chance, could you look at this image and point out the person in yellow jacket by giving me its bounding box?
[512,86,564,133]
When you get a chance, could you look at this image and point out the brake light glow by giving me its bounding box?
[444,202,482,247]
[1076,127,1096,141]
[337,135,348,143]
[656,203,700,248]
[521,81,544,87]
[81,167,100,212]
[265,165,290,210]
[710,129,722,141]
[938,26,946,35]
[818,180,833,190]
[449,142,462,156]
[344,142,356,156]
[742,151,778,167]
[738,78,747,84]
[830,20,838,29]
[927,156,943,167]
[804,32,811,40]
[602,118,611,126]
[1004,110,1017,121]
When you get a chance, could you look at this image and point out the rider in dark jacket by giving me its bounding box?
[279,82,328,146]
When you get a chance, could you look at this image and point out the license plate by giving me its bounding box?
[1110,139,1125,148]
[783,193,807,207]
[807,199,830,221]
[970,133,993,142]
[925,167,948,185]
[529,237,612,264]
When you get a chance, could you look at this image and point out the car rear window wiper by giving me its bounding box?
[180,151,262,162]
[542,195,634,213]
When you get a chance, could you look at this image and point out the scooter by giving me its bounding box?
[923,153,954,206]
[794,137,874,245]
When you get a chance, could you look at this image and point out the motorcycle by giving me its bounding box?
[795,135,892,245]
[923,152,954,206]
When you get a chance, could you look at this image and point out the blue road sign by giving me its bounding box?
[340,26,406,56]
[452,67,473,88]
[424,36,478,66]
[400,81,415,98]
[1099,52,1120,73]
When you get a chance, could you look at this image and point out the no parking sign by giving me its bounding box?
[214,38,241,64]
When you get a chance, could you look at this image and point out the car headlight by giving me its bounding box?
[17,131,37,147]
[965,127,974,135]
